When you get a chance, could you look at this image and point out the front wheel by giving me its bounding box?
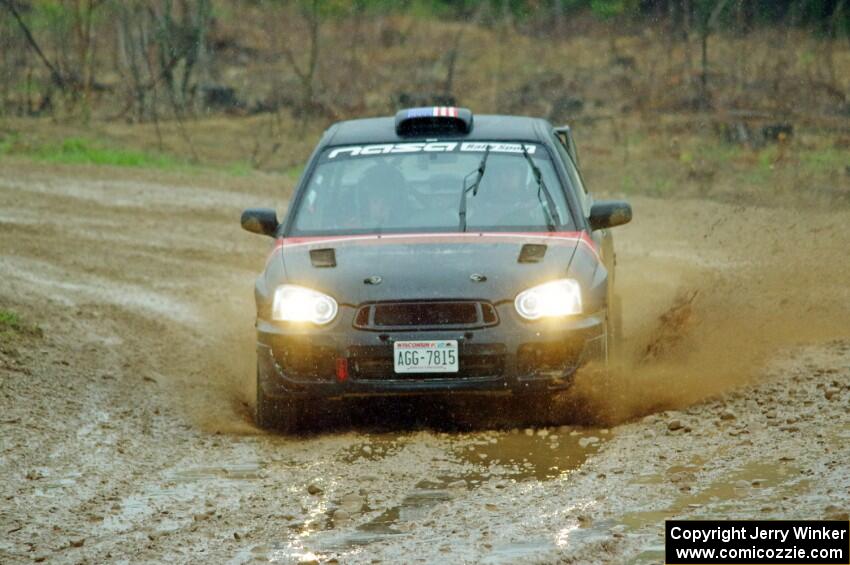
[255,365,313,433]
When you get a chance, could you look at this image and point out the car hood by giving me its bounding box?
[277,233,587,304]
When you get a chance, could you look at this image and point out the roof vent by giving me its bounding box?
[395,106,473,136]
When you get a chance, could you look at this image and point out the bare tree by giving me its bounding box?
[281,0,322,127]
[69,0,105,119]
[148,0,211,113]
[1,0,68,90]
[1,0,106,116]
[670,0,732,110]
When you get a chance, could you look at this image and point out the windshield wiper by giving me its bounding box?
[521,144,561,231]
[458,146,490,232]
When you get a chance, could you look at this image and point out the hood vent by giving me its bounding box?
[309,248,336,268]
[518,244,547,263]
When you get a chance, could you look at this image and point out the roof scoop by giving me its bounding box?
[518,244,547,263]
[310,248,336,268]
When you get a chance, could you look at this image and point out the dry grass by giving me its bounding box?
[3,110,847,211]
[205,12,850,119]
[1,13,848,208]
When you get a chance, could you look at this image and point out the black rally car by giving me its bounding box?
[241,107,632,431]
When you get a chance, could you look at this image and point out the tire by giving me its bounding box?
[255,364,312,433]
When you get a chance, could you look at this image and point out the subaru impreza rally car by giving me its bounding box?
[241,107,632,432]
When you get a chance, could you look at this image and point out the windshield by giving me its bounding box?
[289,142,573,236]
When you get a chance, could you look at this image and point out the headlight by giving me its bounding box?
[272,284,338,325]
[514,279,582,320]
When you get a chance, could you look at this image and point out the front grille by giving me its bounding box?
[354,301,499,331]
[349,344,506,380]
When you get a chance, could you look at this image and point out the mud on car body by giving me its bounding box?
[241,107,632,432]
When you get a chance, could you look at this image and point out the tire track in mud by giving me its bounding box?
[1,169,848,564]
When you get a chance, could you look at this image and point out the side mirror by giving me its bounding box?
[241,208,279,237]
[589,200,632,230]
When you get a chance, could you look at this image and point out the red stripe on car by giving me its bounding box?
[274,231,600,260]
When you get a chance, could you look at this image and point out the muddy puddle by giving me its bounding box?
[450,427,608,481]
[577,460,816,565]
[233,427,607,562]
[623,460,805,528]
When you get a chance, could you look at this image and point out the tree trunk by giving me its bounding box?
[700,28,710,110]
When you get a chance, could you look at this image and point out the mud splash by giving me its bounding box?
[575,197,850,424]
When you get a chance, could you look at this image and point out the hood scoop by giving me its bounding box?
[309,248,336,268]
[518,244,547,263]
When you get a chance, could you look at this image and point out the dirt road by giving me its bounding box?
[1,165,848,564]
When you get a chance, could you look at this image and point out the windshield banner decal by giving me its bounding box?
[326,142,538,160]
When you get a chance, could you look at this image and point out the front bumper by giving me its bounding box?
[256,311,606,399]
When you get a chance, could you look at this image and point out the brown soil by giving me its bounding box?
[1,164,848,563]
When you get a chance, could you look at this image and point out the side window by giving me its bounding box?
[552,134,592,217]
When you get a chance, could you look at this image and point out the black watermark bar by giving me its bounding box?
[666,520,849,564]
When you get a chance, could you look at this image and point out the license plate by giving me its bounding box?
[393,340,458,373]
